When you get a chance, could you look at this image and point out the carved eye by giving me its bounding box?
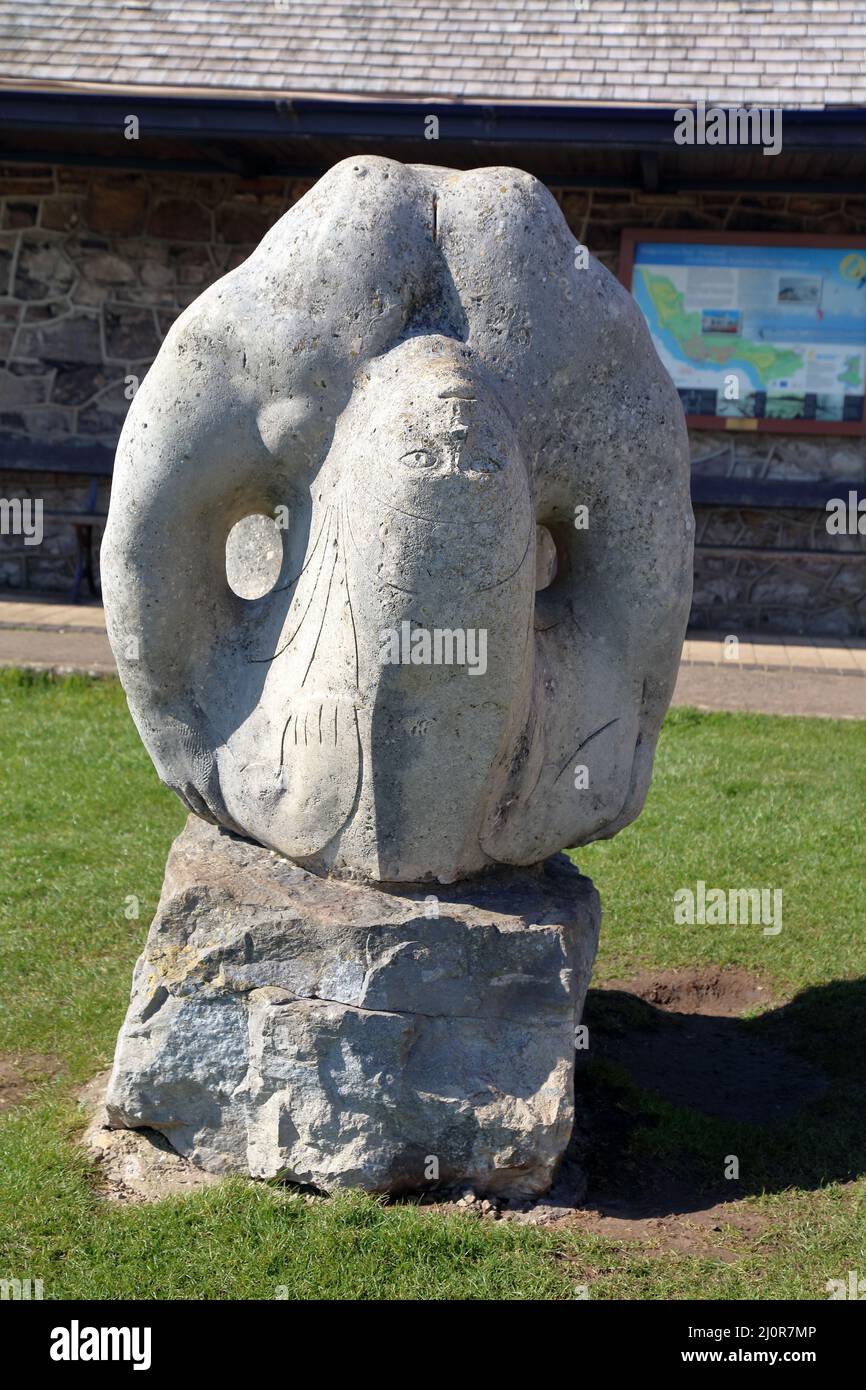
[399,449,435,469]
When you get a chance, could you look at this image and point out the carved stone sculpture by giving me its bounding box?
[100,157,692,1196]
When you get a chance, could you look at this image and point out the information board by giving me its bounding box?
[619,231,866,434]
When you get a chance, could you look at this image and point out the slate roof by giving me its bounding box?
[0,0,863,110]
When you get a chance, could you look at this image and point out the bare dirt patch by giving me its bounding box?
[542,965,831,1257]
[589,967,827,1124]
[0,1052,62,1112]
[600,965,770,1017]
[567,1165,772,1260]
[79,1072,223,1204]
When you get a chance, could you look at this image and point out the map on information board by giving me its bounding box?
[629,240,866,425]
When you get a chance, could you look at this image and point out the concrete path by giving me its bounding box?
[675,633,866,720]
[0,594,114,676]
[0,596,864,719]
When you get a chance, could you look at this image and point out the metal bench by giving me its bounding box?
[0,436,112,601]
[690,472,865,561]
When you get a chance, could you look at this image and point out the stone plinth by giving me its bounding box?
[106,816,600,1198]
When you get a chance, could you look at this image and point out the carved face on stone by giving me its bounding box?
[102,157,693,883]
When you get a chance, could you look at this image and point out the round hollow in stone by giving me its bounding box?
[225,513,284,600]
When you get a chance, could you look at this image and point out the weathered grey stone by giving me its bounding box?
[101,154,694,884]
[105,816,600,1197]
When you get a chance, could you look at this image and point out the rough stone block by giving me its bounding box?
[106,816,600,1198]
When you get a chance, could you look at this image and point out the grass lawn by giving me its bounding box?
[0,669,864,1300]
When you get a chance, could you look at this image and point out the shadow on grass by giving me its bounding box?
[576,977,866,1218]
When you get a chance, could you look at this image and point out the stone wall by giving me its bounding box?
[0,165,864,634]
[688,431,866,638]
[0,163,313,593]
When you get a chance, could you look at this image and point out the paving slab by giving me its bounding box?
[673,663,865,721]
[0,625,115,676]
